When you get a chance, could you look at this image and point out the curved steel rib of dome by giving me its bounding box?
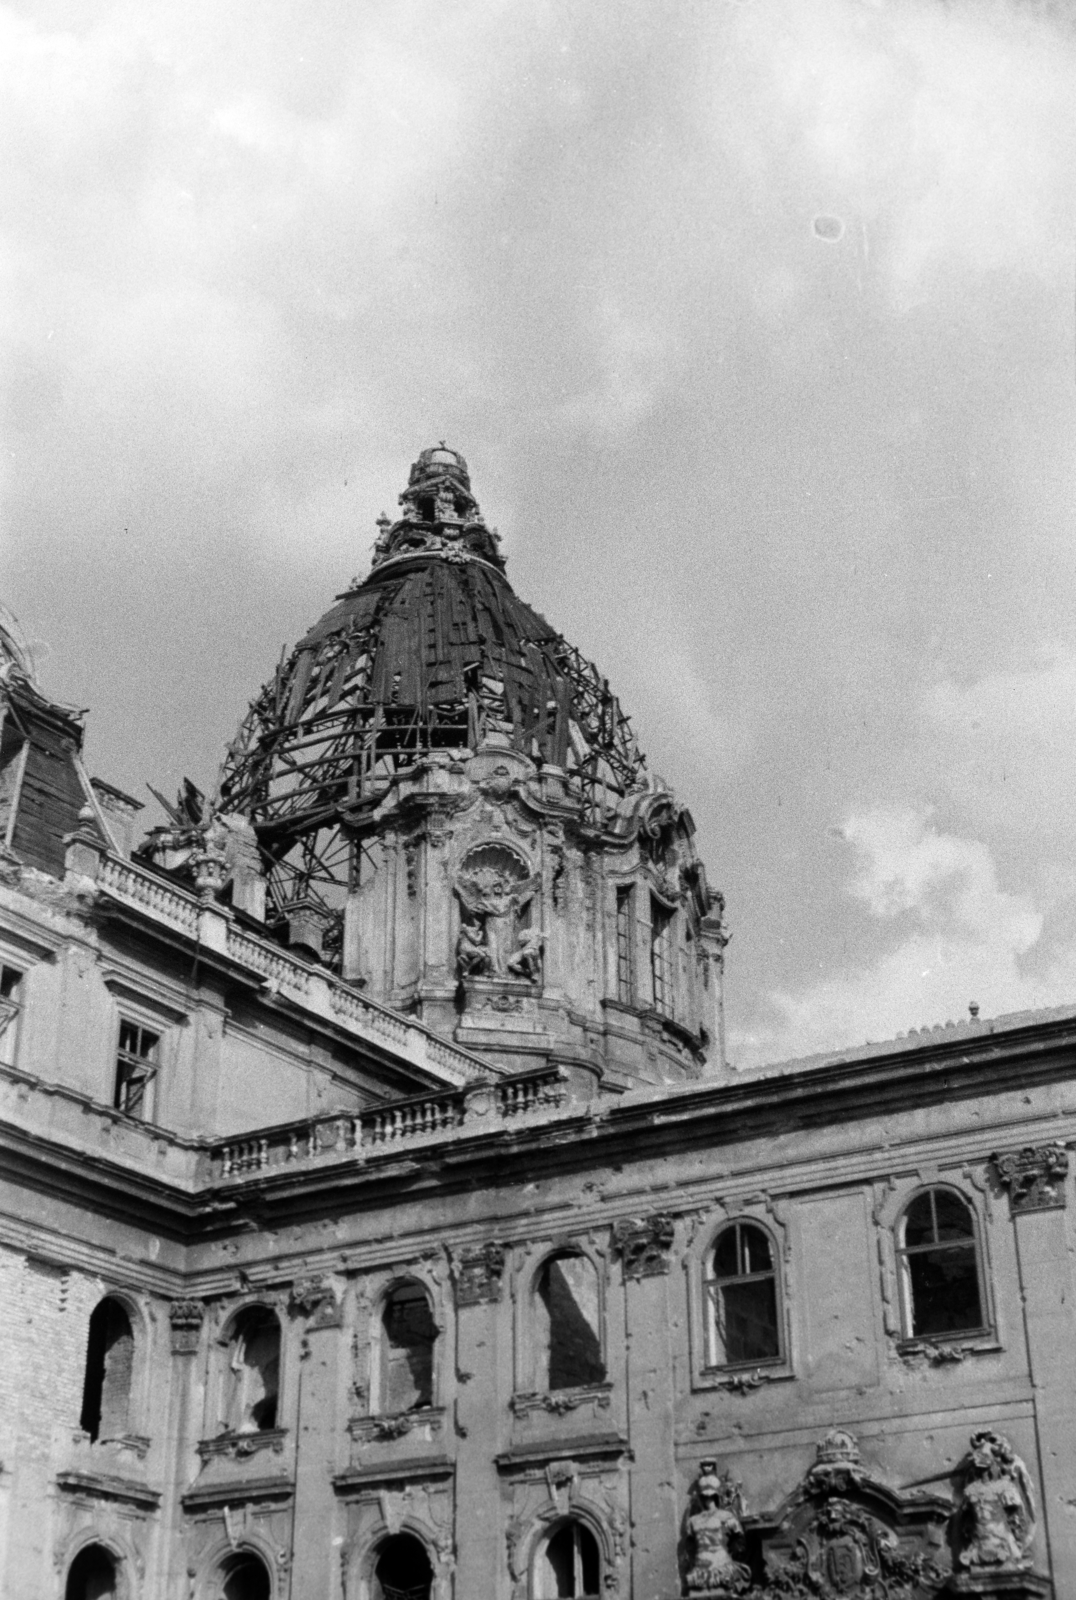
[218,447,647,939]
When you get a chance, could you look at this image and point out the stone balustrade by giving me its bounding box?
[213,1068,568,1180]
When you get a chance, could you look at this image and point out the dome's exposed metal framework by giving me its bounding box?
[218,448,648,945]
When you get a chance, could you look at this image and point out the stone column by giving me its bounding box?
[452,1244,507,1599]
[287,1285,346,1600]
[994,1143,1072,1591]
[614,1214,679,1600]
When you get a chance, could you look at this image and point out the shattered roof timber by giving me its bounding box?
[217,446,647,931]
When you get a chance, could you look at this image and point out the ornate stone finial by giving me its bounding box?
[684,1460,750,1596]
[955,1430,1036,1573]
[454,1241,507,1306]
[612,1213,677,1280]
[168,1299,204,1355]
[814,1427,862,1468]
[992,1144,1069,1213]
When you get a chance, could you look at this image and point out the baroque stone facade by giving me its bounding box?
[0,452,1070,1600]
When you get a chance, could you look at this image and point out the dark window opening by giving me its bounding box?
[375,1533,433,1600]
[79,1297,134,1442]
[900,1188,985,1338]
[650,899,673,1017]
[536,1254,604,1391]
[381,1282,437,1412]
[0,963,22,1066]
[538,1521,601,1599]
[65,1544,118,1600]
[114,1019,159,1119]
[225,1306,280,1433]
[615,887,634,1003]
[221,1552,272,1600]
[708,1222,780,1366]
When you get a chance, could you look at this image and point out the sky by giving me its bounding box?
[2,0,1075,1068]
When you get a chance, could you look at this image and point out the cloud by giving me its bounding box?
[731,805,1076,1068]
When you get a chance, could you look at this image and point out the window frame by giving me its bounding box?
[113,1016,161,1120]
[532,1517,603,1600]
[686,1206,794,1391]
[614,885,635,1005]
[704,1218,784,1371]
[895,1183,991,1345]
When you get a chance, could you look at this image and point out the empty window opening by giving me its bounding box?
[0,963,23,1066]
[380,1282,436,1413]
[225,1307,280,1433]
[536,1521,601,1600]
[114,1020,159,1119]
[707,1222,780,1366]
[536,1254,604,1391]
[221,1553,272,1600]
[79,1297,134,1442]
[650,899,673,1017]
[615,887,634,1003]
[374,1533,433,1600]
[899,1188,985,1339]
[65,1543,118,1600]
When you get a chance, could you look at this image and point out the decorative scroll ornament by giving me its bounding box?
[288,1276,342,1328]
[749,1429,949,1600]
[168,1300,204,1355]
[455,843,541,981]
[992,1144,1069,1213]
[454,1241,507,1306]
[612,1213,676,1279]
[684,1460,751,1596]
[954,1430,1036,1572]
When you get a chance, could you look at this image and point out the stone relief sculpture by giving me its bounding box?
[454,843,541,982]
[684,1461,751,1596]
[954,1430,1036,1573]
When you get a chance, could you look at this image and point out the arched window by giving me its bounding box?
[224,1307,280,1433]
[535,1253,604,1391]
[534,1521,601,1600]
[79,1297,134,1442]
[380,1282,437,1413]
[220,1552,272,1600]
[65,1543,118,1600]
[374,1533,433,1600]
[705,1221,780,1367]
[898,1188,985,1339]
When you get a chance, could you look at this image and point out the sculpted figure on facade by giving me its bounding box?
[455,843,540,981]
[954,1430,1036,1572]
[684,1460,750,1596]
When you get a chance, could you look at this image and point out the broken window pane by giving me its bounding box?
[381,1282,436,1412]
[537,1522,601,1599]
[114,1020,159,1119]
[899,1188,984,1338]
[615,886,634,1003]
[0,964,23,1067]
[536,1254,604,1391]
[708,1222,781,1366]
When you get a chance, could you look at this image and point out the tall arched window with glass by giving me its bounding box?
[897,1188,986,1340]
[705,1221,781,1368]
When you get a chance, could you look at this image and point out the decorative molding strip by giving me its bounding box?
[55,1470,161,1511]
[181,1476,294,1514]
[196,1428,288,1462]
[510,1383,612,1418]
[992,1142,1069,1212]
[348,1408,446,1445]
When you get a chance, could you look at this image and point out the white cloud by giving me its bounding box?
[732,805,1076,1068]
